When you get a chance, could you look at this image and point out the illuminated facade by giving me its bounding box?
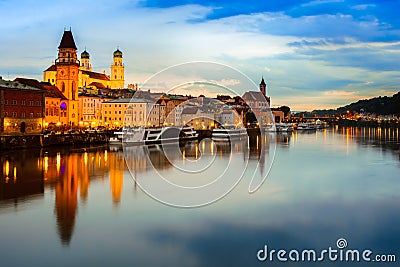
[14,78,68,127]
[102,98,166,128]
[44,30,125,91]
[0,78,45,134]
[78,95,111,127]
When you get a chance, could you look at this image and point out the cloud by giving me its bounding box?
[301,0,345,7]
[0,1,399,111]
[351,4,376,10]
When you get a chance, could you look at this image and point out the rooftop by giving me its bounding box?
[103,98,153,104]
[0,78,43,91]
[58,30,77,50]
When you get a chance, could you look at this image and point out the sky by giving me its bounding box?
[0,0,399,111]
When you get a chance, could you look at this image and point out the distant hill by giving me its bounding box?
[310,91,400,116]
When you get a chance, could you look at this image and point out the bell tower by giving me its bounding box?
[110,48,125,89]
[55,30,79,126]
[260,76,271,107]
[80,49,92,71]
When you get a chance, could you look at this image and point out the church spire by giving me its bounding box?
[58,30,77,50]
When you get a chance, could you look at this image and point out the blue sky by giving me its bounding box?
[0,0,399,110]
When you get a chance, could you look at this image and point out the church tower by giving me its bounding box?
[110,49,125,89]
[260,76,271,107]
[80,49,92,71]
[55,30,79,126]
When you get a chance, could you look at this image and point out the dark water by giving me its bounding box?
[0,127,399,267]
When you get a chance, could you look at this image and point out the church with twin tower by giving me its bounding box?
[43,30,125,126]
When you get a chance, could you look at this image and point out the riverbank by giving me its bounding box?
[336,118,400,128]
[0,132,111,150]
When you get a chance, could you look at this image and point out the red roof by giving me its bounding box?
[58,30,77,50]
[14,78,43,89]
[81,70,110,81]
[242,91,267,102]
[45,64,56,72]
[14,78,67,100]
[88,82,106,89]
[42,84,68,100]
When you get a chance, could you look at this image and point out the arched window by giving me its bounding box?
[61,82,65,92]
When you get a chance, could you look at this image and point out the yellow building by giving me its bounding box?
[78,95,111,127]
[102,98,165,128]
[44,31,125,91]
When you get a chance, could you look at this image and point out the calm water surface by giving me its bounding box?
[0,127,399,267]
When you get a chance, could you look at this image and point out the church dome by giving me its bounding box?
[113,49,123,58]
[81,49,90,59]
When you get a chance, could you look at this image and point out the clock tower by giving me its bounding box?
[55,30,79,126]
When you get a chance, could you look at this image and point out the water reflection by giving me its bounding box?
[338,127,400,160]
[0,127,398,250]
[0,150,44,205]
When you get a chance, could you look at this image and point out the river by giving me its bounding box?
[0,127,399,266]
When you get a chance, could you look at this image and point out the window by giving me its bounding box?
[37,112,41,117]
[29,101,34,106]
[12,112,17,118]
[12,100,17,105]
[5,100,8,105]
[36,101,40,106]
[30,113,34,118]
[72,82,75,100]
[21,112,26,118]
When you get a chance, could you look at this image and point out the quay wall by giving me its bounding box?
[0,132,110,150]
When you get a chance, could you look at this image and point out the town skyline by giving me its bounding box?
[1,0,399,111]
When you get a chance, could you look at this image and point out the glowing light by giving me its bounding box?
[44,156,49,172]
[84,152,88,165]
[56,152,61,172]
[104,150,108,162]
[13,166,17,180]
[60,102,67,110]
[5,160,10,177]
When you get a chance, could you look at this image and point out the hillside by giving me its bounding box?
[311,91,400,116]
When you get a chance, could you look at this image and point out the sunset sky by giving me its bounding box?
[0,0,399,110]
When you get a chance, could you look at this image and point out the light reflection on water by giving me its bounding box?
[0,127,399,267]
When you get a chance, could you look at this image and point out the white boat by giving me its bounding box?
[276,123,294,132]
[109,131,125,144]
[264,124,277,132]
[212,125,248,141]
[315,119,329,129]
[111,126,198,145]
[297,122,317,130]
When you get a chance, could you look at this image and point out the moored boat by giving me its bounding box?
[111,126,198,145]
[297,122,317,130]
[212,125,248,141]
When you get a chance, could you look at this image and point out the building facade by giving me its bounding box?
[0,79,45,134]
[44,30,125,91]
